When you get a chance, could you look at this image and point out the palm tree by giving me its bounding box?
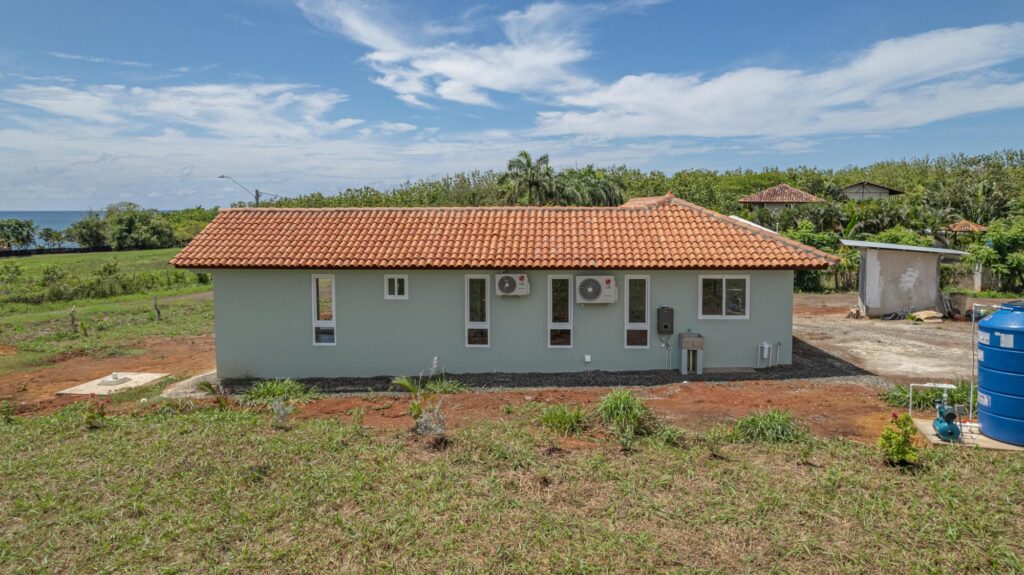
[500,151,556,205]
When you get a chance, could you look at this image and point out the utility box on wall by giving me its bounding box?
[657,306,674,335]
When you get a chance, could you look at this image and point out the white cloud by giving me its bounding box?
[49,51,151,68]
[377,121,417,133]
[295,0,595,107]
[0,83,362,139]
[537,22,1024,138]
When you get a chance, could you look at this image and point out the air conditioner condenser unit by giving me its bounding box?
[576,275,617,304]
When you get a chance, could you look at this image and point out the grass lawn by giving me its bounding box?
[0,248,213,377]
[6,247,184,277]
[2,405,1022,574]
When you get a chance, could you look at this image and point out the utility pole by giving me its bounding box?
[219,175,263,207]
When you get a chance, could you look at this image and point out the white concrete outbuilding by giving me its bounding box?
[841,240,967,318]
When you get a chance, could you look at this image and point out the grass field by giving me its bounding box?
[0,249,213,377]
[2,405,1022,574]
[6,248,184,277]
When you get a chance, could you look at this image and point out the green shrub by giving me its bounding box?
[597,389,657,449]
[880,379,975,410]
[0,400,14,424]
[83,399,108,430]
[730,410,809,444]
[879,413,920,466]
[423,377,467,394]
[240,379,321,406]
[540,404,588,436]
[648,424,687,448]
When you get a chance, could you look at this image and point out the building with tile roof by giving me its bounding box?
[174,193,835,378]
[738,184,823,211]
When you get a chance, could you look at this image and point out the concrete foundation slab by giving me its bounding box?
[912,417,1024,451]
[58,372,171,396]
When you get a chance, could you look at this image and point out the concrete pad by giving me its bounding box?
[912,417,1024,451]
[57,372,171,396]
[161,370,218,399]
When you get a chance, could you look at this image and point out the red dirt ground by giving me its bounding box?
[295,380,891,444]
[4,292,903,443]
[1,334,215,415]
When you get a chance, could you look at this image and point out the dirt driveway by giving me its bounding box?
[791,293,1002,383]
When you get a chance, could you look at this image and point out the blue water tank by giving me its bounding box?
[978,301,1024,445]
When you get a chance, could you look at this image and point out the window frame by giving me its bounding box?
[624,274,650,349]
[465,274,490,348]
[698,274,750,320]
[311,274,337,346]
[384,274,409,300]
[547,274,573,348]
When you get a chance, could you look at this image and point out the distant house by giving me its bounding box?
[171,193,835,379]
[947,219,987,235]
[839,181,903,201]
[738,184,823,212]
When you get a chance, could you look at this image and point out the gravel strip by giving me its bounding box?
[222,338,890,395]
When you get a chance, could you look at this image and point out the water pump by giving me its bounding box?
[932,390,962,443]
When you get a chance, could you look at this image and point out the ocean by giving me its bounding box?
[0,211,98,231]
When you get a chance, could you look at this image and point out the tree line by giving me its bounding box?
[0,204,218,252]
[5,149,1023,292]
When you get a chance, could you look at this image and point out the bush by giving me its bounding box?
[880,379,975,410]
[879,413,920,466]
[540,404,588,436]
[730,409,809,444]
[0,260,22,283]
[597,389,657,449]
[0,400,14,424]
[240,379,321,406]
[423,377,467,394]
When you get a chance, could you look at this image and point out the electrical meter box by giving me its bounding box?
[657,306,674,335]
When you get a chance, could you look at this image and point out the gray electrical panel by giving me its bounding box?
[657,306,674,335]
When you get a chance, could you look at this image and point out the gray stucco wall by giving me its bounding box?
[211,269,795,378]
[857,249,941,317]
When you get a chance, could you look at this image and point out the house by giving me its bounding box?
[738,184,823,212]
[947,219,987,235]
[171,194,835,379]
[841,239,966,317]
[838,181,903,201]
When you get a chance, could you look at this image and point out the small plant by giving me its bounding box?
[703,423,731,460]
[879,412,920,467]
[0,400,14,424]
[540,404,588,436]
[83,396,109,430]
[240,379,320,406]
[424,377,468,394]
[270,399,295,430]
[597,389,657,450]
[649,424,687,448]
[392,375,446,436]
[198,380,230,410]
[881,379,975,410]
[730,410,809,444]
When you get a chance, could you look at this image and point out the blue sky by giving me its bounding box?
[0,0,1023,209]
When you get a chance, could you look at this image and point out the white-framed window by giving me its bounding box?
[312,274,336,345]
[547,275,573,348]
[625,275,650,348]
[384,274,408,300]
[699,275,750,319]
[465,274,489,347]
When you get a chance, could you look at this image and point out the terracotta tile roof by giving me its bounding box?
[947,219,988,233]
[171,193,836,270]
[739,184,823,205]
